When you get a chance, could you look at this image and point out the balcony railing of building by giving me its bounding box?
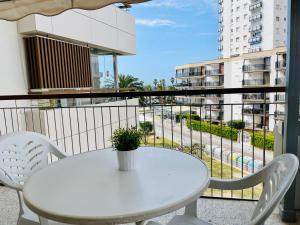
[0,86,285,201]
[274,94,285,102]
[243,108,266,115]
[204,81,224,87]
[205,69,224,76]
[242,93,268,101]
[175,82,192,87]
[275,61,287,70]
[275,78,285,85]
[176,72,203,78]
[243,79,266,86]
[243,64,270,72]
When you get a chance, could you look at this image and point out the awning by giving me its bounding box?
[0,0,149,21]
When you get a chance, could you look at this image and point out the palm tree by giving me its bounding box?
[153,79,158,90]
[170,77,175,86]
[105,74,144,91]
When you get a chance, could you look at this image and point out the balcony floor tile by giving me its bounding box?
[0,187,299,225]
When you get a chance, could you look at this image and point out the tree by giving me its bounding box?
[105,74,144,91]
[153,79,158,90]
[170,77,175,86]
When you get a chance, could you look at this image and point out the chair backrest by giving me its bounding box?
[0,132,67,191]
[249,154,299,225]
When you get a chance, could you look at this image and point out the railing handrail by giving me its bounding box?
[0,86,286,100]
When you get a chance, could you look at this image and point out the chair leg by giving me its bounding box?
[184,200,198,217]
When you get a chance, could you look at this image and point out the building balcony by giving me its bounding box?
[249,1,262,11]
[249,36,262,45]
[243,64,270,72]
[243,108,266,115]
[205,69,224,76]
[275,78,285,85]
[242,93,268,102]
[175,72,203,78]
[0,86,294,225]
[204,81,224,87]
[249,24,263,32]
[249,13,263,22]
[275,61,287,70]
[274,94,285,102]
[175,83,192,88]
[242,79,266,86]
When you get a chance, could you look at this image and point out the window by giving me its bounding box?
[243,35,247,41]
[236,6,240,11]
[276,16,280,21]
[244,14,247,20]
[236,17,240,22]
[236,37,240,42]
[243,24,247,30]
[243,3,248,9]
[236,27,240,32]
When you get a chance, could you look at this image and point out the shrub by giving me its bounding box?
[111,128,143,151]
[187,119,239,141]
[251,132,274,150]
[227,120,245,129]
[176,114,201,121]
[140,121,153,135]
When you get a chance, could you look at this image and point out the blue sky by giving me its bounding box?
[118,0,219,85]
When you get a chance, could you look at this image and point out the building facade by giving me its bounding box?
[175,0,287,131]
[218,0,287,58]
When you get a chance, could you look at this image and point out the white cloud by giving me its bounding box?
[139,0,218,12]
[136,19,176,27]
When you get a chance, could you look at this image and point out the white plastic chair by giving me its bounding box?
[0,132,69,225]
[147,154,299,225]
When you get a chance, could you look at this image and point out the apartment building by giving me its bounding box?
[218,0,287,58]
[175,0,287,131]
[175,47,286,130]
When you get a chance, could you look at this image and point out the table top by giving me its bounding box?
[23,147,210,224]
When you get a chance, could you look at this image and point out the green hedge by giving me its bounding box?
[227,120,245,129]
[187,119,239,141]
[176,114,201,121]
[251,132,274,150]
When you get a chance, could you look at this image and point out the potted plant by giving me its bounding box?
[111,127,143,171]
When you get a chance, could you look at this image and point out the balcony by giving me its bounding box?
[249,35,262,45]
[204,81,224,87]
[243,108,265,115]
[276,61,287,70]
[175,71,203,78]
[243,79,266,86]
[249,13,263,22]
[274,94,285,102]
[249,24,263,32]
[275,77,285,85]
[205,69,223,76]
[0,86,292,225]
[242,93,267,102]
[249,1,262,11]
[243,64,270,73]
[175,82,192,87]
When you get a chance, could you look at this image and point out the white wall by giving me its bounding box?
[0,21,28,96]
[18,6,136,55]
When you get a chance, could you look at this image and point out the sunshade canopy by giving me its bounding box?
[0,0,149,21]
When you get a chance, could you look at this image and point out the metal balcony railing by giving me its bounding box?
[275,61,287,70]
[243,64,270,72]
[0,86,285,201]
[243,79,266,86]
[176,72,202,78]
[242,93,267,101]
[275,78,285,85]
[205,69,224,76]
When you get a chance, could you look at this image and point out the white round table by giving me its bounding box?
[23,147,210,225]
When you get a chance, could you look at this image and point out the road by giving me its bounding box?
[141,114,273,163]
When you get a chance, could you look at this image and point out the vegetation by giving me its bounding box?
[105,74,144,91]
[111,128,143,151]
[227,120,245,129]
[177,113,201,121]
[187,119,239,141]
[251,132,274,150]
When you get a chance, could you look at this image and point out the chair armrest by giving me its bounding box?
[209,169,267,190]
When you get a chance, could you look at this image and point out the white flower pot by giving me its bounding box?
[117,149,137,171]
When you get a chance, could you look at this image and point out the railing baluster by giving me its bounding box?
[92,106,98,150]
[100,107,105,149]
[189,103,193,154]
[61,108,67,152]
[171,105,174,149]
[84,107,90,152]
[76,107,82,153]
[3,109,7,134]
[180,105,183,150]
[161,105,165,148]
[68,108,75,155]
